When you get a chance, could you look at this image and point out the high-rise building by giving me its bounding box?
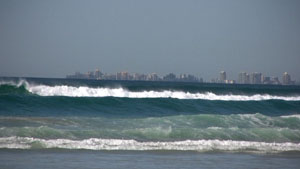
[116,71,129,80]
[245,74,250,84]
[147,73,159,81]
[238,72,250,84]
[219,71,226,83]
[163,73,177,81]
[178,74,198,82]
[116,72,121,80]
[133,73,144,81]
[250,72,262,84]
[86,71,93,79]
[94,69,102,79]
[139,74,147,81]
[282,72,291,85]
[262,76,271,84]
[121,72,129,80]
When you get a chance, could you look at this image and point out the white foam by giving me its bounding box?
[1,80,300,101]
[27,85,300,101]
[280,114,300,119]
[0,79,28,87]
[0,137,299,153]
[207,127,222,130]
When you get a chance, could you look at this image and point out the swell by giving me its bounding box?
[1,95,300,117]
[0,84,28,95]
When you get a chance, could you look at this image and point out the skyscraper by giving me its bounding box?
[250,72,262,84]
[147,73,159,81]
[262,76,271,84]
[220,71,226,83]
[163,73,177,81]
[282,72,291,85]
[238,72,250,84]
[94,69,102,79]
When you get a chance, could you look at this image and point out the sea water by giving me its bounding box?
[1,77,300,168]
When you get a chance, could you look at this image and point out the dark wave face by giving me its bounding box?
[0,77,300,153]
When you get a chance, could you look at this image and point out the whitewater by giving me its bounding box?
[1,137,300,153]
[1,80,300,101]
[1,77,300,155]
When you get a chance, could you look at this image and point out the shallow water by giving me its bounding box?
[1,150,300,169]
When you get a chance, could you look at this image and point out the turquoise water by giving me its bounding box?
[1,77,300,168]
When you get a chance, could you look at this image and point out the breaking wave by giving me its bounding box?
[0,137,299,153]
[1,80,300,101]
[1,78,300,154]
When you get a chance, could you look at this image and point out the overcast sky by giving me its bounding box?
[1,0,300,81]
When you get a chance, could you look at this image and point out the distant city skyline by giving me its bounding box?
[66,68,297,85]
[1,0,300,81]
[64,68,300,82]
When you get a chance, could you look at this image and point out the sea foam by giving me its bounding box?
[26,84,300,101]
[1,137,300,153]
[1,80,300,101]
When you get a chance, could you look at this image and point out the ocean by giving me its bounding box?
[1,77,300,168]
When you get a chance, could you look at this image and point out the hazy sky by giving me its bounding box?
[1,0,300,81]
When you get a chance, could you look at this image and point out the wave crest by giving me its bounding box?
[1,80,300,101]
[24,84,300,101]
